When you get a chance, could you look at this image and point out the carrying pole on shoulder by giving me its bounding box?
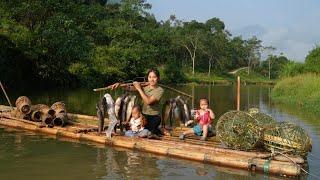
[93,82,193,99]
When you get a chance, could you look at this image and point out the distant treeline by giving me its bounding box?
[0,0,319,88]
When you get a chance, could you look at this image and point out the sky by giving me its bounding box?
[147,0,320,62]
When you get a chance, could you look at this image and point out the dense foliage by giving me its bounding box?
[305,46,320,73]
[0,0,296,88]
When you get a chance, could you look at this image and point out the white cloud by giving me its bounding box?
[233,25,318,62]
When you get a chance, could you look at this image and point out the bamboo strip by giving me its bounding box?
[144,136,304,164]
[264,134,302,149]
[1,113,44,127]
[112,136,300,176]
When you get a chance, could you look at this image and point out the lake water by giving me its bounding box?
[0,85,319,179]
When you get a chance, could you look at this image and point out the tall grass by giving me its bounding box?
[271,74,320,114]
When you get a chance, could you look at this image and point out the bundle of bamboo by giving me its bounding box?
[31,104,55,125]
[10,97,68,127]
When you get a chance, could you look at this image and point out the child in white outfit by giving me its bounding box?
[125,105,150,137]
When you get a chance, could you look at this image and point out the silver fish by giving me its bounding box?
[169,99,176,127]
[172,99,184,127]
[104,93,117,138]
[117,93,129,118]
[114,97,122,119]
[161,99,171,128]
[126,95,136,121]
[120,95,130,132]
[96,96,107,133]
[176,96,191,126]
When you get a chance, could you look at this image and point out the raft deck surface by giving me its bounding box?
[0,105,304,177]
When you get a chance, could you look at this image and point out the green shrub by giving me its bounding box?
[305,46,320,73]
[272,74,320,114]
[280,61,305,78]
[162,61,187,84]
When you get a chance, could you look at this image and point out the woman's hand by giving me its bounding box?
[110,83,121,90]
[133,81,142,91]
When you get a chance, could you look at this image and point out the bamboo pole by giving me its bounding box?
[158,84,193,99]
[1,113,45,127]
[93,82,193,99]
[237,76,240,111]
[0,81,14,109]
[93,82,149,92]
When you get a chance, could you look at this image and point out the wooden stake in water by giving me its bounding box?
[237,76,240,111]
[0,81,14,109]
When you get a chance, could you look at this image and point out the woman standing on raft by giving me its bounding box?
[111,68,164,137]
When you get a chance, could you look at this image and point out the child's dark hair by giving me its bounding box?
[132,104,142,112]
[147,68,160,79]
[199,97,209,104]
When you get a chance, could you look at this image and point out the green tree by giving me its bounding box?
[279,61,305,78]
[262,46,276,79]
[245,36,262,75]
[175,20,206,75]
[259,55,289,79]
[163,61,186,84]
[200,18,229,75]
[305,46,320,73]
[228,37,248,70]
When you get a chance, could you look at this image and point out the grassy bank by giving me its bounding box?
[185,69,274,85]
[271,74,320,114]
[186,73,232,84]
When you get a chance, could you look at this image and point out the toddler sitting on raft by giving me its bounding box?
[125,105,151,138]
[179,97,215,141]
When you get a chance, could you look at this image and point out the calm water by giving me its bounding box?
[0,85,319,180]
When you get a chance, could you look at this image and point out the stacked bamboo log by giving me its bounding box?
[0,105,304,177]
[9,96,68,127]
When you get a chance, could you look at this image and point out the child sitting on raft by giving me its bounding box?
[125,105,151,138]
[179,98,215,141]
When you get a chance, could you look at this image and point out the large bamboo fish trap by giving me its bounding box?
[263,122,312,156]
[248,108,276,126]
[216,110,312,156]
[216,111,263,151]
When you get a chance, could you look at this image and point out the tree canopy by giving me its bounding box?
[0,0,295,88]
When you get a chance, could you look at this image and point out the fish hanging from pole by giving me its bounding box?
[175,96,193,126]
[104,93,117,138]
[126,95,137,122]
[96,95,107,134]
[161,97,186,129]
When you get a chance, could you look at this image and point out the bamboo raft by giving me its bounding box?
[0,105,305,177]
